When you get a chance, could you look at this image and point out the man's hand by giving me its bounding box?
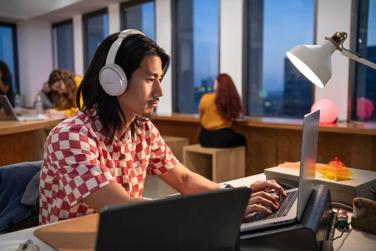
[244,180,286,216]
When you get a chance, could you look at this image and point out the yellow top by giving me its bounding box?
[62,75,83,117]
[198,93,232,130]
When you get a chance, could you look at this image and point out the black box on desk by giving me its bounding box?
[264,164,376,205]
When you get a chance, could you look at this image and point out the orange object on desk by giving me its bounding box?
[318,157,352,181]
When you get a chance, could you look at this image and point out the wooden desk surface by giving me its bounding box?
[0,118,63,136]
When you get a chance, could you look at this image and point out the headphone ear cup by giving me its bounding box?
[99,64,128,96]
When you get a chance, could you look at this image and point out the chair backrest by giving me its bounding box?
[0,161,42,232]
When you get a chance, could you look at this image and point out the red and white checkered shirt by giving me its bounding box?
[39,108,178,224]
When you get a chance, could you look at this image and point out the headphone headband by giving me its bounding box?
[105,29,144,65]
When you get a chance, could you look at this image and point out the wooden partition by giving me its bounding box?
[151,114,376,176]
[0,118,63,166]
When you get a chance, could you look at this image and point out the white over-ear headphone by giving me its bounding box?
[99,29,144,96]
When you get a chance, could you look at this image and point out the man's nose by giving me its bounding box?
[153,80,163,98]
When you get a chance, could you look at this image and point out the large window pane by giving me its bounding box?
[83,9,109,70]
[173,0,219,113]
[0,23,18,104]
[353,0,376,121]
[245,0,315,118]
[121,0,155,40]
[52,20,74,72]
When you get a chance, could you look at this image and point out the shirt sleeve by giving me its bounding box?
[146,122,179,175]
[45,124,116,207]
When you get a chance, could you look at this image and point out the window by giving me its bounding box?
[83,9,109,70]
[121,0,155,40]
[52,20,74,72]
[172,0,219,113]
[245,0,315,118]
[352,0,376,121]
[0,22,18,101]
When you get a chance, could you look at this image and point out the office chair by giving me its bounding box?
[0,161,42,233]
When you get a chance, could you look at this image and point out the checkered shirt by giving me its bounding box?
[39,108,178,224]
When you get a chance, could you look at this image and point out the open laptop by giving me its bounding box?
[241,109,320,232]
[0,94,46,121]
[96,187,250,251]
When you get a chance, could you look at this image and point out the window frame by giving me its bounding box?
[171,0,221,113]
[0,21,19,94]
[52,19,74,71]
[120,0,155,31]
[242,0,317,118]
[82,8,109,70]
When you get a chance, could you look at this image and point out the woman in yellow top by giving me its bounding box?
[46,69,82,117]
[198,73,246,148]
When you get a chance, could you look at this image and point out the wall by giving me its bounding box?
[17,20,53,106]
[315,0,352,121]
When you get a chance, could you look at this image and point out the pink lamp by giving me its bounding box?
[311,99,338,124]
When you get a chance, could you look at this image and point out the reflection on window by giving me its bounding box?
[121,0,155,40]
[83,9,109,70]
[353,0,376,121]
[52,20,74,72]
[173,0,219,113]
[245,0,314,118]
[0,23,18,101]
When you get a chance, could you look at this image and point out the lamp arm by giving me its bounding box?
[340,49,376,70]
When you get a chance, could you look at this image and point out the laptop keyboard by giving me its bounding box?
[244,190,298,223]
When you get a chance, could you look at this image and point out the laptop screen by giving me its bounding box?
[0,94,18,120]
[96,187,250,251]
[297,109,320,221]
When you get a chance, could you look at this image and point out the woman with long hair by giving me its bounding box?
[0,60,14,106]
[198,73,246,148]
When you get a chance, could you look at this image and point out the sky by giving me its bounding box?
[263,0,314,92]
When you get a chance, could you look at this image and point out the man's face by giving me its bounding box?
[117,55,163,117]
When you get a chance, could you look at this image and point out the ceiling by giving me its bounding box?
[0,0,127,23]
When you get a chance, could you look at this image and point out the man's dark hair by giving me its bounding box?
[77,32,170,141]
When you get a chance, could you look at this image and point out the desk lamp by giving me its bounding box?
[286,32,376,88]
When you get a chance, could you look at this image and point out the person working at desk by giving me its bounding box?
[199,73,246,148]
[35,69,83,116]
[39,29,286,224]
[0,60,14,106]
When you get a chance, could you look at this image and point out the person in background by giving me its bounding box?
[34,82,53,110]
[0,60,14,106]
[35,69,83,116]
[39,29,285,225]
[198,73,246,148]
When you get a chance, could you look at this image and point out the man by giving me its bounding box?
[39,30,285,224]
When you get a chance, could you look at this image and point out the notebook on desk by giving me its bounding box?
[0,95,46,121]
[240,109,320,233]
[96,187,250,251]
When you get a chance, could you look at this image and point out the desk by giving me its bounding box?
[151,114,376,175]
[0,174,375,251]
[0,117,63,166]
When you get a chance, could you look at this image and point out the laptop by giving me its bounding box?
[0,94,46,121]
[240,109,320,232]
[96,187,250,251]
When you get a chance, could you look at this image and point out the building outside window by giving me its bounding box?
[121,0,155,40]
[0,22,19,99]
[352,0,376,121]
[244,0,315,118]
[172,0,219,113]
[52,20,74,72]
[83,9,109,70]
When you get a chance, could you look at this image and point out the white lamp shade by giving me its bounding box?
[286,40,336,88]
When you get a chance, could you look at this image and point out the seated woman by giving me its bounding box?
[0,60,14,106]
[198,73,246,148]
[35,69,82,117]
